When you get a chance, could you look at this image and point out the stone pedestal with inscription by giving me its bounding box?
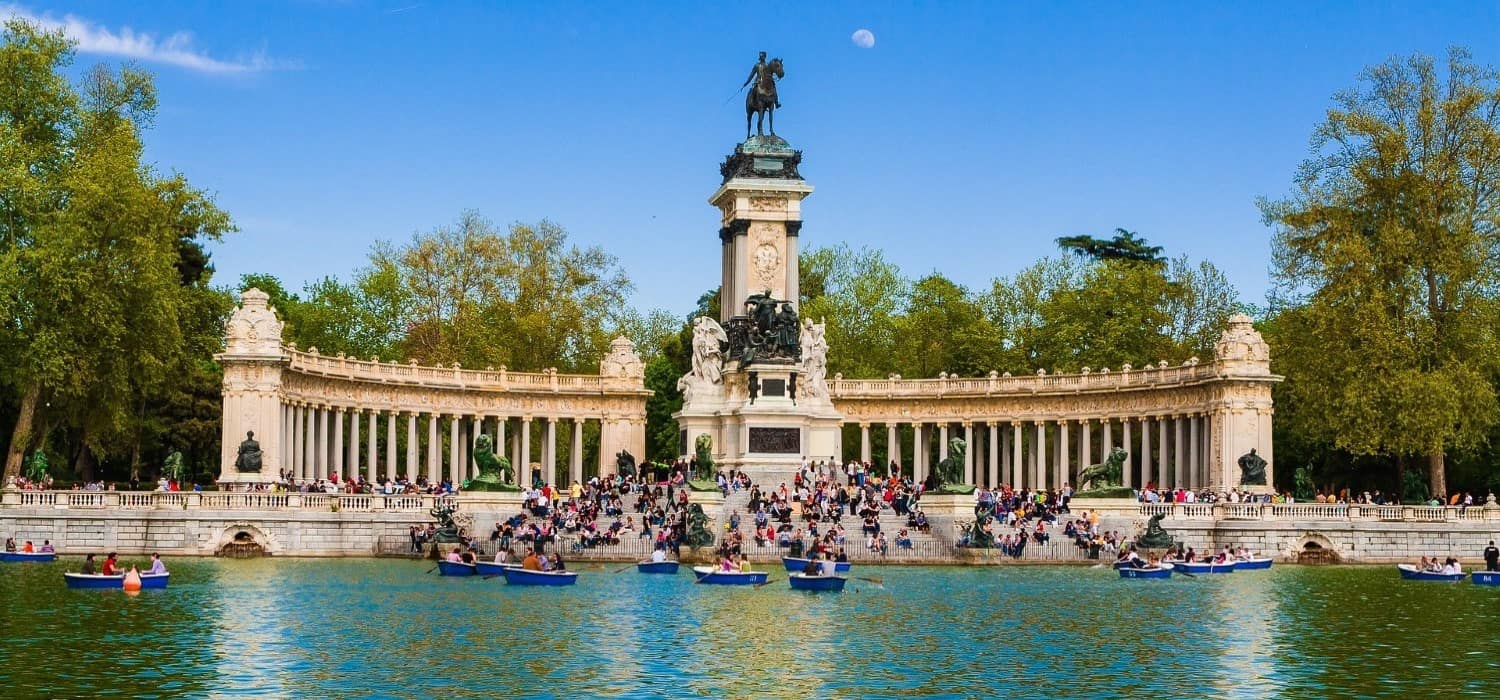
[674,137,843,486]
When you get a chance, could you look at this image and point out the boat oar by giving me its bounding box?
[753,577,777,589]
[425,566,438,574]
[612,564,632,574]
[693,570,711,584]
[855,576,883,585]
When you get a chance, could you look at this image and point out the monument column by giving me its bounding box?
[405,412,417,479]
[1079,419,1091,472]
[385,412,397,481]
[303,406,315,481]
[332,407,345,481]
[1189,414,1201,490]
[938,424,949,463]
[1010,422,1023,488]
[545,417,558,483]
[571,419,584,484]
[1121,418,1134,488]
[1057,420,1069,488]
[1140,417,1151,489]
[860,424,871,464]
[449,414,461,485]
[1157,416,1169,489]
[1034,422,1047,490]
[367,411,378,483]
[520,418,532,484]
[962,422,974,483]
[348,408,359,480]
[1174,415,1186,489]
[1102,419,1114,463]
[216,288,289,484]
[987,422,999,487]
[890,425,901,473]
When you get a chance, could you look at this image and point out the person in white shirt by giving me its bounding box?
[494,549,509,564]
[651,547,667,563]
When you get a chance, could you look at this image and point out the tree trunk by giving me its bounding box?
[1395,453,1406,504]
[74,427,96,483]
[2,383,41,483]
[1427,450,1446,502]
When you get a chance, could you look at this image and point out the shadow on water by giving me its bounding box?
[1,559,1498,698]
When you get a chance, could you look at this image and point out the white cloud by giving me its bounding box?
[1,4,288,74]
[851,28,875,49]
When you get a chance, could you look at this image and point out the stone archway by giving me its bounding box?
[215,523,276,557]
[1293,532,1340,564]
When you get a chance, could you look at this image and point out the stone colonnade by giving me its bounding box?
[218,290,650,486]
[850,415,1214,491]
[834,314,1279,492]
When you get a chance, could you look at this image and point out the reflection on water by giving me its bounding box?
[0,559,1497,698]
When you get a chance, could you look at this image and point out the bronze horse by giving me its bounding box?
[746,57,784,139]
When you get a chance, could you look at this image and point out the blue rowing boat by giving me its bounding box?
[64,572,169,589]
[1118,565,1172,579]
[788,573,846,591]
[473,561,520,577]
[436,560,476,576]
[692,566,768,585]
[1235,557,1273,570]
[1172,561,1237,574]
[503,568,578,586]
[1472,571,1500,586]
[781,556,851,573]
[636,560,680,574]
[1397,564,1466,582]
[1,551,56,563]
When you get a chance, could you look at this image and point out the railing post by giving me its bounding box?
[288,493,303,508]
[0,489,18,506]
[1212,503,1225,520]
[186,492,202,509]
[1172,503,1185,519]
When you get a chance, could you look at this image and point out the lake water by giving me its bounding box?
[0,558,1495,698]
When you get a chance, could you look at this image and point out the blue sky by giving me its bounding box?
[8,1,1499,316]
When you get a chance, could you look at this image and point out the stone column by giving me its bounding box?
[332,408,345,481]
[1033,422,1047,490]
[290,405,303,480]
[1121,418,1134,488]
[544,417,558,484]
[571,419,584,484]
[1102,419,1114,462]
[1057,420,1069,489]
[1157,416,1169,489]
[1079,419,1091,471]
[938,424,949,462]
[367,411,378,483]
[406,413,418,479]
[303,405,315,482]
[471,416,483,480]
[348,408,360,481]
[1189,414,1201,490]
[914,423,927,483]
[426,413,438,485]
[1174,415,1185,489]
[281,404,292,474]
[496,417,507,475]
[1011,422,1023,488]
[988,422,999,487]
[449,414,461,485]
[962,422,974,483]
[385,412,397,481]
[1001,425,1011,485]
[1141,417,1151,489]
[520,418,532,484]
[860,424,871,464]
[890,425,901,473]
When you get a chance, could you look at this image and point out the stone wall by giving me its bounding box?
[0,509,428,557]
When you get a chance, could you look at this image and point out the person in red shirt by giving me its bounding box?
[101,552,119,576]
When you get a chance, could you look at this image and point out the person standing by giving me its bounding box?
[1485,541,1499,572]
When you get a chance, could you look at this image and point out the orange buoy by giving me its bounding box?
[122,566,142,591]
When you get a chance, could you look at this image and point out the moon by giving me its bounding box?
[851,29,875,49]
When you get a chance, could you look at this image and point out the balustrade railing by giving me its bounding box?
[1,490,440,512]
[285,349,616,393]
[829,361,1223,399]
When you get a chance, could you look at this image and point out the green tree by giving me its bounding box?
[0,20,232,481]
[894,273,1001,377]
[1055,228,1166,264]
[1262,48,1500,498]
[799,244,908,378]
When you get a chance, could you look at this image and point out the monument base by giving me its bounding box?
[674,363,842,488]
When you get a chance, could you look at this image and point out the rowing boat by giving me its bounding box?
[781,556,851,573]
[0,551,57,563]
[788,573,846,591]
[1397,564,1466,582]
[473,561,521,577]
[636,560,680,574]
[436,560,477,576]
[1117,565,1172,579]
[1171,560,1237,574]
[64,572,169,589]
[1472,571,1500,586]
[503,568,579,586]
[691,566,768,585]
[1234,557,1273,570]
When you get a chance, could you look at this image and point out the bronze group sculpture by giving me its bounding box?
[683,503,716,549]
[1135,513,1176,550]
[725,290,801,365]
[930,437,973,493]
[615,450,637,478]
